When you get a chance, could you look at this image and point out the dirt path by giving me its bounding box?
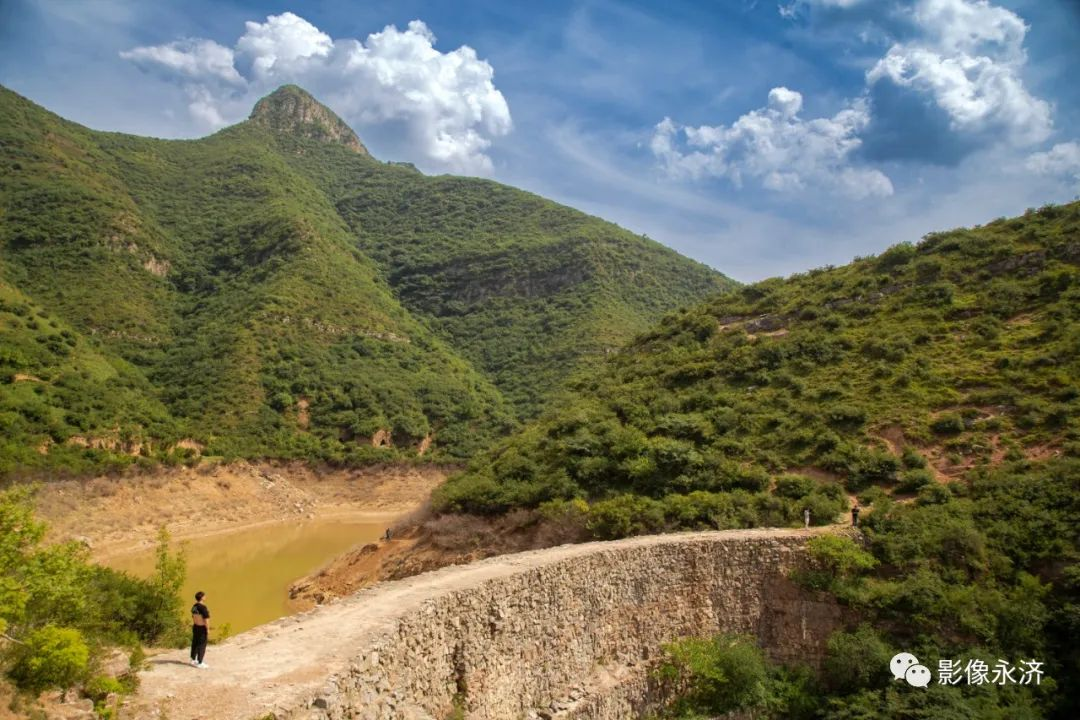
[126,525,837,720]
[33,461,448,560]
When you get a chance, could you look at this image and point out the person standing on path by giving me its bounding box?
[190,591,210,669]
[803,507,811,528]
[851,503,860,527]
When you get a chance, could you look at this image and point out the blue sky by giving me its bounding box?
[2,0,1078,281]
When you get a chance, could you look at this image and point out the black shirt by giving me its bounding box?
[191,602,210,622]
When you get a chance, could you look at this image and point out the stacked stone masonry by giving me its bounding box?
[130,528,844,720]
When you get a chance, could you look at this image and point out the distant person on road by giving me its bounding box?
[190,591,210,669]
[384,527,392,541]
[851,503,860,527]
[803,507,811,528]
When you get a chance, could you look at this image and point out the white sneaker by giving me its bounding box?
[197,662,210,669]
[190,660,199,667]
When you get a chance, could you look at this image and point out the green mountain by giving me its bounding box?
[251,89,732,417]
[0,85,730,475]
[439,201,1080,513]
[435,202,1080,719]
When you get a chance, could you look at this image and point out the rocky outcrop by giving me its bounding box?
[129,527,845,720]
[250,85,369,155]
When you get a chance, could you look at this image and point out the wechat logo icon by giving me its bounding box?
[891,652,931,688]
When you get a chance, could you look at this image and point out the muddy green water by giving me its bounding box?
[105,519,389,636]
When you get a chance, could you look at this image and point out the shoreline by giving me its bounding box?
[33,460,443,563]
[91,507,410,563]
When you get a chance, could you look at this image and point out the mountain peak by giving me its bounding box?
[249,85,368,155]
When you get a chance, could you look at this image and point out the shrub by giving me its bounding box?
[930,413,965,435]
[799,535,878,591]
[660,492,740,530]
[824,404,867,429]
[775,474,816,499]
[8,625,89,693]
[916,282,954,306]
[901,447,927,469]
[83,674,125,703]
[537,497,589,534]
[586,494,664,539]
[896,469,935,494]
[822,625,892,693]
[845,449,901,491]
[916,483,953,506]
[877,243,916,271]
[658,634,770,715]
[800,492,847,527]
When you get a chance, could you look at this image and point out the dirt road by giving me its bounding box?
[126,525,836,720]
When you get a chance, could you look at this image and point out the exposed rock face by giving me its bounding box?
[250,85,369,155]
[129,528,846,720]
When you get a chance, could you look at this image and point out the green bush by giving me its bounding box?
[775,474,816,499]
[822,626,892,694]
[83,674,125,703]
[916,483,953,505]
[930,413,965,435]
[896,468,935,493]
[876,242,916,271]
[586,494,665,539]
[8,625,89,693]
[1,490,186,692]
[658,634,770,716]
[900,447,927,469]
[799,535,878,592]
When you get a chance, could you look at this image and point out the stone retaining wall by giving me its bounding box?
[302,531,843,720]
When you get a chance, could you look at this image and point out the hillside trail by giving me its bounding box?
[127,525,839,720]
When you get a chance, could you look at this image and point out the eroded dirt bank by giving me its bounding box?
[289,509,588,608]
[33,461,450,559]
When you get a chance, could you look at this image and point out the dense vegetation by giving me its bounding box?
[263,115,732,418]
[0,488,185,712]
[0,84,728,475]
[437,202,1080,717]
[439,202,1080,513]
[653,457,1078,719]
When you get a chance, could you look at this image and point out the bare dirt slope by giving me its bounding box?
[33,461,449,559]
[126,526,835,720]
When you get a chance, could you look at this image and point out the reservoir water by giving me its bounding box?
[104,518,390,635]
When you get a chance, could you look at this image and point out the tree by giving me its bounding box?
[0,487,45,632]
[145,528,186,644]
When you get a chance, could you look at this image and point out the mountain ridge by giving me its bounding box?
[0,83,733,474]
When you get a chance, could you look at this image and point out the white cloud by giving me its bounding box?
[120,39,244,85]
[120,13,511,174]
[235,12,332,82]
[767,86,803,117]
[866,0,1051,145]
[1026,142,1080,190]
[912,0,1025,57]
[323,20,512,171]
[651,87,893,199]
[779,0,867,20]
[185,86,226,127]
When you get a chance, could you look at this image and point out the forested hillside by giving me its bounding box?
[436,202,1080,718]
[440,202,1080,514]
[0,85,729,474]
[260,94,732,417]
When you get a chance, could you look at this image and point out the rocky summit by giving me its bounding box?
[249,84,369,154]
